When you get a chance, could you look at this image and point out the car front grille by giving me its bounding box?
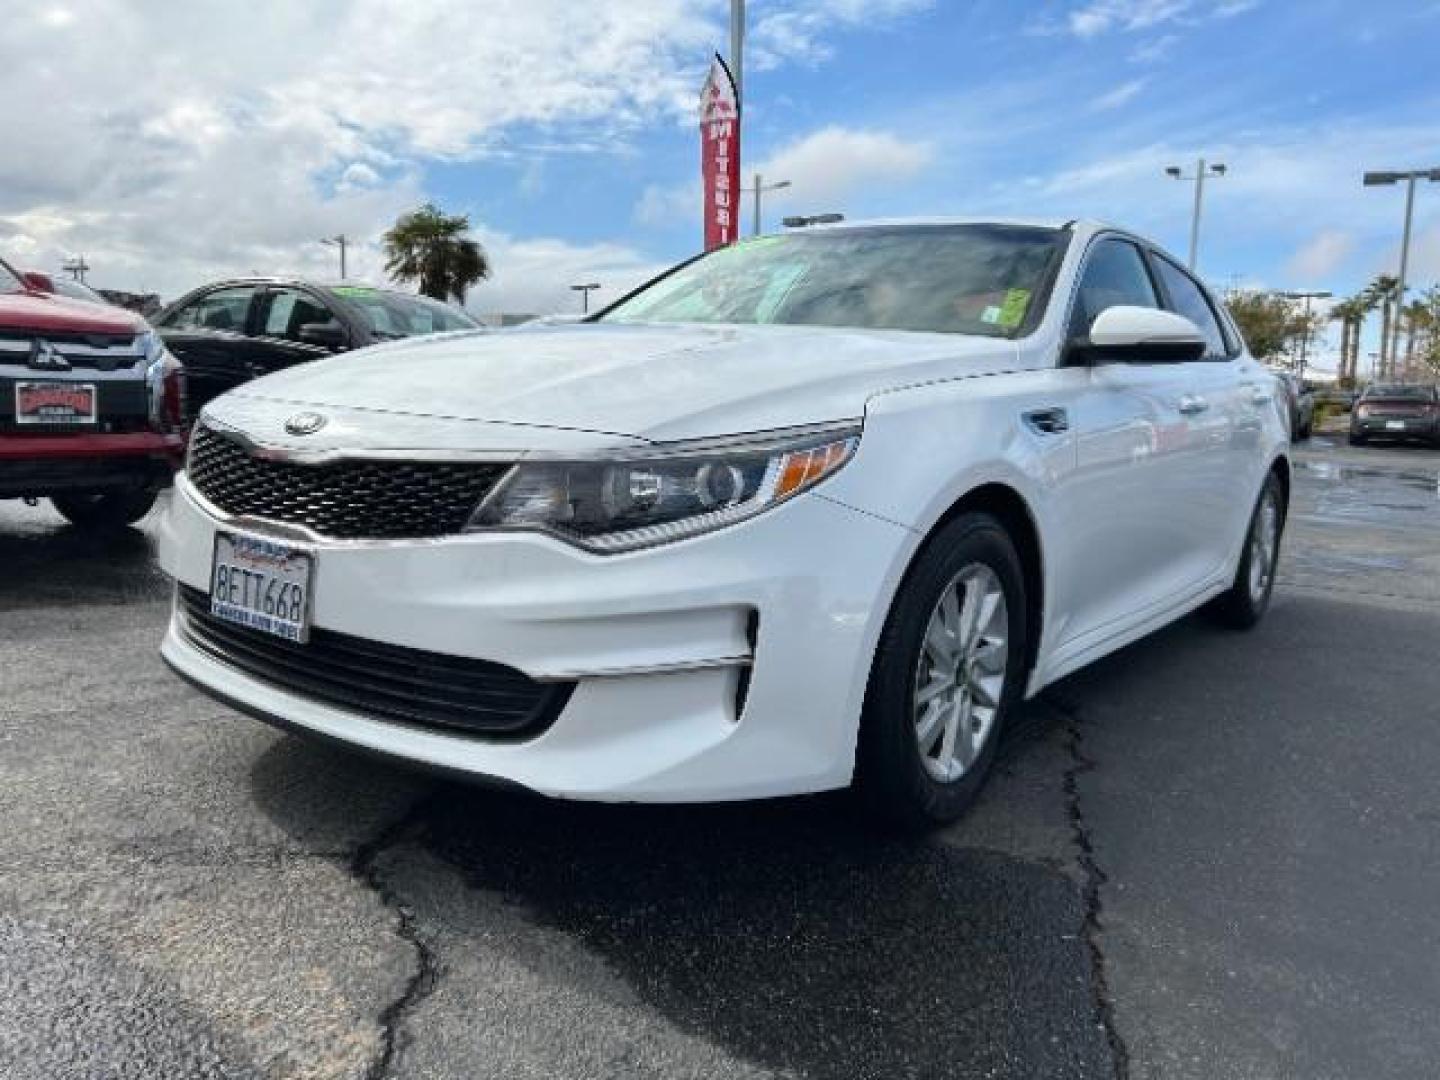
[177,584,572,740]
[187,424,508,539]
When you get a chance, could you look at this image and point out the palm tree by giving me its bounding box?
[1329,295,1369,385]
[383,203,491,304]
[1363,274,1399,378]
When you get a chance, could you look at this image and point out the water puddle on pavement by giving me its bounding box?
[1297,458,1440,527]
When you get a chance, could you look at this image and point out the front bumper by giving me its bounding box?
[0,431,184,498]
[158,472,915,802]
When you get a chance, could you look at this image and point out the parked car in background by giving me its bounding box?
[1349,383,1440,447]
[25,271,110,307]
[159,219,1290,828]
[1273,371,1314,440]
[1,255,184,528]
[155,279,479,417]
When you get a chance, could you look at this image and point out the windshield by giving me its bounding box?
[52,278,107,305]
[0,258,23,294]
[1366,385,1433,399]
[602,224,1067,337]
[332,286,478,339]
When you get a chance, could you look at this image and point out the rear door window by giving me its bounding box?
[258,288,340,342]
[163,286,257,332]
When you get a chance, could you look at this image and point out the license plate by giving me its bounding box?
[210,532,314,642]
[15,381,96,424]
[1385,420,1406,430]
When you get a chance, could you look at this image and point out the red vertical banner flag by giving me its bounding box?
[699,54,740,251]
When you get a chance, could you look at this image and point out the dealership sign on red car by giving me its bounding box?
[16,381,97,424]
[699,53,740,251]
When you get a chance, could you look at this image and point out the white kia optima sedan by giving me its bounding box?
[159,219,1289,826]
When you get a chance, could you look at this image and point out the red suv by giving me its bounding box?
[1,257,185,528]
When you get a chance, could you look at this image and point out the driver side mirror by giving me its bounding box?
[1072,306,1207,365]
[298,321,347,349]
[22,271,55,294]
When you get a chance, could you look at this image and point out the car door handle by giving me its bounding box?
[1022,407,1069,435]
[1177,395,1209,415]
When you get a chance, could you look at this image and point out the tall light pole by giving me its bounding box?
[1165,159,1227,271]
[570,282,601,314]
[742,174,791,235]
[320,234,349,279]
[730,0,745,112]
[1363,168,1440,378]
[1280,290,1332,381]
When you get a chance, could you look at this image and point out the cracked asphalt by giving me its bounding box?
[1,432,1437,1079]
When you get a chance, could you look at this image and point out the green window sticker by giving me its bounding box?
[997,288,1031,328]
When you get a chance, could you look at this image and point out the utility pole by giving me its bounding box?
[320,234,349,279]
[1165,159,1227,271]
[1280,290,1331,382]
[62,255,91,284]
[742,174,791,235]
[1363,168,1439,377]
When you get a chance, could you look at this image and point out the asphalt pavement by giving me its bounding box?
[1,433,1436,1079]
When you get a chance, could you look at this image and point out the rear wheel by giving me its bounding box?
[856,512,1027,829]
[50,490,157,530]
[1207,472,1284,629]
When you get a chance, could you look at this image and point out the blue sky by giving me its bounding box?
[448,0,1440,369]
[4,0,1439,371]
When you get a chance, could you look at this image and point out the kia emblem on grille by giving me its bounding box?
[284,412,327,436]
[28,339,70,371]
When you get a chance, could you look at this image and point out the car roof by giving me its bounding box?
[179,277,421,298]
[789,215,1080,233]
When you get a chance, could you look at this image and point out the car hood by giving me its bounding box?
[219,322,1023,445]
[0,291,146,335]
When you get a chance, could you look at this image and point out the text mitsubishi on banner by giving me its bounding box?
[699,54,740,250]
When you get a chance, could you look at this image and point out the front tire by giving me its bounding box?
[50,490,158,530]
[856,512,1027,829]
[1207,472,1284,629]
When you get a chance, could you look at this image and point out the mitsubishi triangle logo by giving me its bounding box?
[28,339,70,371]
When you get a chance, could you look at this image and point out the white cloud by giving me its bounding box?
[0,1,940,303]
[1049,0,1256,38]
[0,1,735,299]
[632,126,933,230]
[753,126,933,205]
[750,0,933,69]
[1090,79,1148,111]
[464,233,668,317]
[1129,33,1180,61]
[1286,230,1354,282]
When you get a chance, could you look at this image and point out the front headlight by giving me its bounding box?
[467,425,861,553]
[141,330,186,432]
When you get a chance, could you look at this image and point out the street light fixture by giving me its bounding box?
[1279,290,1332,381]
[1164,159,1227,271]
[320,235,349,279]
[570,282,601,315]
[1362,167,1440,377]
[741,174,791,235]
[782,213,845,229]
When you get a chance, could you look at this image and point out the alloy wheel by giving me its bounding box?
[912,563,1008,783]
[1248,487,1279,602]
